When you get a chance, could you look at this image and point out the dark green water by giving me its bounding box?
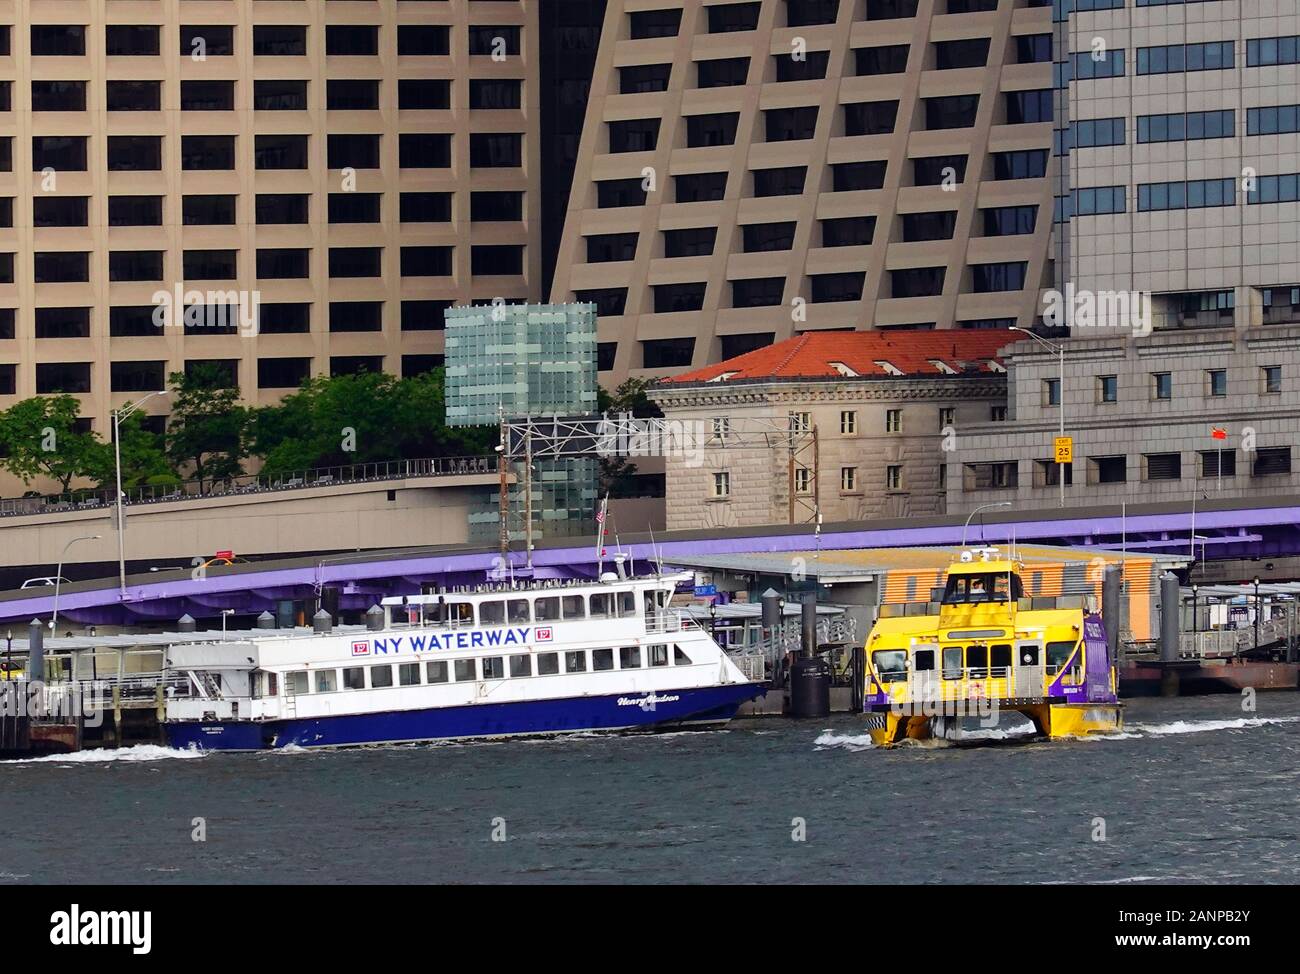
[2,694,1298,884]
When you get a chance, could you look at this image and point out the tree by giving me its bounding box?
[92,412,178,491]
[0,395,109,495]
[596,377,664,497]
[165,365,249,487]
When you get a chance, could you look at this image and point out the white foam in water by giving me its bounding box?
[5,744,207,765]
[813,730,877,752]
[1128,715,1300,736]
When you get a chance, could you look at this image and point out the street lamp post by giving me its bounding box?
[113,390,168,600]
[961,501,1013,548]
[51,534,102,633]
[1010,327,1066,508]
[1254,577,1261,650]
[1192,584,1199,636]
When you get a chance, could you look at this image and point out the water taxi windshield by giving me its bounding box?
[942,572,1022,605]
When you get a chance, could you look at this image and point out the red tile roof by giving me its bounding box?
[663,329,1018,383]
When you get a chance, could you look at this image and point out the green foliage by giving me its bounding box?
[0,395,110,494]
[98,412,179,491]
[597,378,664,497]
[165,365,249,485]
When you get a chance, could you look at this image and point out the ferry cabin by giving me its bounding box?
[163,573,761,748]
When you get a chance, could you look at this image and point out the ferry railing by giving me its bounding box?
[900,665,1051,703]
[645,613,700,635]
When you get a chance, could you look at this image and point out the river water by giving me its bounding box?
[2,694,1298,884]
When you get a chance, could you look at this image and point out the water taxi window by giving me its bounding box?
[343,667,365,690]
[482,656,505,679]
[316,670,338,693]
[370,665,394,689]
[454,659,476,682]
[537,652,559,675]
[535,597,560,622]
[913,649,935,671]
[967,646,989,678]
[673,646,693,666]
[562,595,586,619]
[990,644,1012,670]
[510,654,532,677]
[942,647,963,679]
[649,644,669,667]
[592,648,615,671]
[616,591,637,617]
[620,646,641,669]
[286,671,309,694]
[398,663,420,686]
[565,650,587,673]
[1046,640,1077,674]
[479,601,505,625]
[1019,644,1041,666]
[427,661,449,684]
[942,573,1022,604]
[590,593,613,618]
[508,599,530,623]
[873,650,907,683]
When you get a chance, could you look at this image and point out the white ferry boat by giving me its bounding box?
[163,571,765,750]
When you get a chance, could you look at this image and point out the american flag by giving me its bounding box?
[595,509,605,523]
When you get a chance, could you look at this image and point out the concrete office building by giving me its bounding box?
[0,0,570,440]
[550,0,1057,381]
[949,1,1300,513]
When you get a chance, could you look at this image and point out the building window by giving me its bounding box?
[711,417,730,438]
[840,410,857,435]
[841,467,858,492]
[1098,375,1118,403]
[795,467,811,493]
[712,471,731,498]
[1144,453,1182,481]
[886,465,903,491]
[939,407,955,428]
[791,411,811,433]
[1091,455,1127,484]
[1200,450,1235,479]
[1152,372,1171,400]
[1253,447,1292,477]
[991,406,1007,422]
[1263,365,1282,393]
[885,409,901,433]
[1043,378,1060,406]
[1206,369,1228,397]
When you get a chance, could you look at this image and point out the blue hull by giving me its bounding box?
[164,683,764,751]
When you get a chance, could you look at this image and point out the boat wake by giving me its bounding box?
[1127,715,1300,736]
[3,744,208,765]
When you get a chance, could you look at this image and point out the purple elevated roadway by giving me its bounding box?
[1,495,1295,627]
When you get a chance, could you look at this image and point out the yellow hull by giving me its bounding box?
[867,703,1123,747]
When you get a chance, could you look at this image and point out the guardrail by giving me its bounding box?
[0,455,498,520]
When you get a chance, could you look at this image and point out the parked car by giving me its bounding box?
[20,576,69,589]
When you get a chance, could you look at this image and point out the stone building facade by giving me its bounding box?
[649,328,1011,530]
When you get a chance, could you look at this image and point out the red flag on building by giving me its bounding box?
[1211,426,1228,440]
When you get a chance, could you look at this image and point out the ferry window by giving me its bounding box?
[593,648,615,671]
[286,671,309,694]
[510,653,532,677]
[565,650,588,673]
[427,660,449,683]
[913,649,935,671]
[537,652,559,675]
[454,659,476,682]
[343,667,365,690]
[872,650,907,683]
[398,662,420,686]
[967,645,989,678]
[942,647,963,679]
[507,599,530,623]
[562,595,586,619]
[990,644,1012,671]
[619,646,642,668]
[370,665,394,688]
[616,591,637,617]
[649,644,669,667]
[673,646,693,666]
[479,600,505,625]
[590,592,613,618]
[450,602,474,625]
[482,656,505,679]
[316,670,338,693]
[267,672,278,696]
[535,597,560,622]
[1046,640,1077,675]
